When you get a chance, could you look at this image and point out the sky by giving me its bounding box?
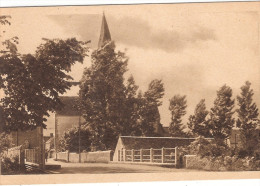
[1,2,260,135]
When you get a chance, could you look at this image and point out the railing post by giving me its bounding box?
[150,148,153,163]
[161,147,165,163]
[140,149,143,162]
[67,150,69,162]
[175,147,178,167]
[123,149,126,162]
[131,149,134,162]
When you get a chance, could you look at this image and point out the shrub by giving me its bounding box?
[185,155,260,171]
[1,153,21,175]
[59,125,92,152]
[188,136,229,158]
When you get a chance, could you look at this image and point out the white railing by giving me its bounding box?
[119,147,178,164]
[25,149,39,164]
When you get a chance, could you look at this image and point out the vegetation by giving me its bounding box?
[169,95,187,137]
[78,41,165,150]
[208,85,235,145]
[59,125,92,153]
[237,81,259,156]
[1,153,21,175]
[187,99,211,137]
[0,16,90,131]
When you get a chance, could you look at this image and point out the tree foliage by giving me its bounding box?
[59,125,92,153]
[138,79,165,136]
[123,75,142,136]
[79,41,128,150]
[237,81,259,155]
[169,95,187,137]
[0,16,90,131]
[0,38,89,131]
[209,85,235,145]
[188,99,211,137]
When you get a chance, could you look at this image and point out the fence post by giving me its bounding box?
[161,147,165,163]
[67,151,69,162]
[150,148,153,163]
[123,149,126,162]
[131,149,134,162]
[140,149,143,162]
[175,147,178,167]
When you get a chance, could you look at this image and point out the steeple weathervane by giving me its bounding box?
[98,12,111,48]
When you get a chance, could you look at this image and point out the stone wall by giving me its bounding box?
[183,155,197,168]
[56,151,113,163]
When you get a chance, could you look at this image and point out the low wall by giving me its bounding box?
[183,155,197,168]
[81,151,112,163]
[56,150,113,163]
[69,153,79,163]
[56,151,68,162]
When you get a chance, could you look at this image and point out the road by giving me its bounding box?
[45,158,199,174]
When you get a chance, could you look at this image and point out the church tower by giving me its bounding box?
[98,13,111,48]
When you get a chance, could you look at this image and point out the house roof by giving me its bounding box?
[120,136,196,150]
[56,96,80,116]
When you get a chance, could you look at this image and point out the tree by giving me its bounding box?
[187,99,211,137]
[138,79,165,136]
[123,75,142,136]
[79,41,128,150]
[1,16,89,131]
[59,125,92,153]
[208,85,235,145]
[169,95,187,137]
[237,81,259,155]
[0,38,89,131]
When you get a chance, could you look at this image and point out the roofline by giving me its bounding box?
[120,136,213,140]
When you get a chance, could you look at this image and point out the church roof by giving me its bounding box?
[56,96,80,116]
[119,136,196,150]
[98,13,111,48]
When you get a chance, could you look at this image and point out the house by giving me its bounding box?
[55,96,83,151]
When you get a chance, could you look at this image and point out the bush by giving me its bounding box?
[1,153,21,175]
[188,136,229,158]
[185,155,260,171]
[59,125,92,152]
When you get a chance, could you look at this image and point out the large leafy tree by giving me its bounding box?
[237,81,259,155]
[79,41,128,150]
[187,99,211,137]
[208,85,235,145]
[169,95,187,137]
[138,79,165,136]
[0,16,89,131]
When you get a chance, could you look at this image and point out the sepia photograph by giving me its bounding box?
[0,1,260,185]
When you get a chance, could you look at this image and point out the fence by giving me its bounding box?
[118,147,178,164]
[25,149,40,164]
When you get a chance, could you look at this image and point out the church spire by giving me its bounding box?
[98,12,111,48]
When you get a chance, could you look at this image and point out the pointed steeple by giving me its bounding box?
[98,13,112,48]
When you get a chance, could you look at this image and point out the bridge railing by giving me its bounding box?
[120,147,178,165]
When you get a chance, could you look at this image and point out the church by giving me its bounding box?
[54,14,169,151]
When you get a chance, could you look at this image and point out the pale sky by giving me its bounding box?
[1,3,260,135]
